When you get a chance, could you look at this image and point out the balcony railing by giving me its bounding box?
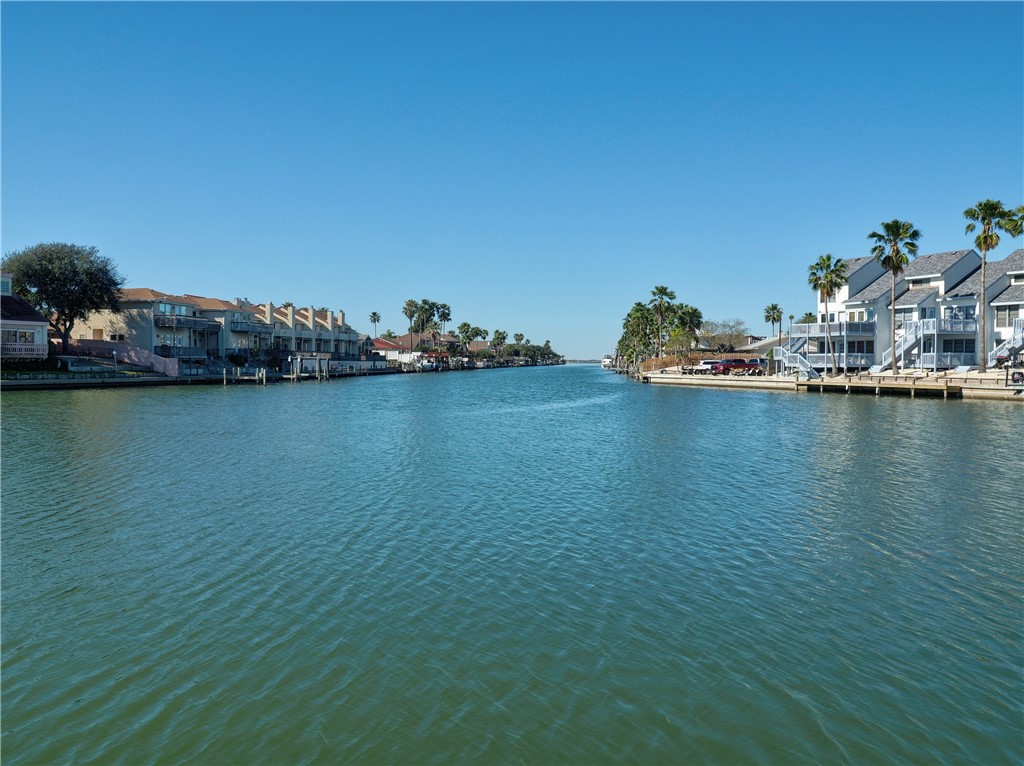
[918,352,976,368]
[790,321,876,337]
[805,353,875,369]
[154,315,220,331]
[155,345,208,358]
[932,318,977,334]
[1,342,49,358]
[229,321,273,336]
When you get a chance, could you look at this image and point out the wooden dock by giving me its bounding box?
[797,374,961,399]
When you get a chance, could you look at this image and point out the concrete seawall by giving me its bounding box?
[640,370,1024,401]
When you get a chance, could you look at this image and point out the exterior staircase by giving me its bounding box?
[775,337,820,379]
[873,320,923,372]
[988,317,1024,367]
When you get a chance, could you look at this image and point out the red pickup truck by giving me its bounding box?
[711,358,761,375]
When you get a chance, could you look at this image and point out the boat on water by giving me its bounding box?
[601,354,614,369]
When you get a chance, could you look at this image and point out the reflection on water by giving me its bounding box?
[2,368,1020,764]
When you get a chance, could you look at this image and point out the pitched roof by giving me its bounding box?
[119,287,199,306]
[848,273,899,303]
[1004,249,1024,273]
[1,294,48,323]
[182,294,249,312]
[373,337,404,350]
[945,249,1024,297]
[990,284,1024,305]
[842,256,876,275]
[894,288,937,308]
[902,249,975,279]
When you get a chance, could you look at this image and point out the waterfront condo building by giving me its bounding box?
[781,248,1024,374]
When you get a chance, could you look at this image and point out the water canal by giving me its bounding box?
[2,365,1021,764]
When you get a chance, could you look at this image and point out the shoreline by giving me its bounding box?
[637,368,1024,402]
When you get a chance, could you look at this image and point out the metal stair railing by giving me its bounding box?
[988,317,1024,366]
[878,320,923,370]
[776,344,820,379]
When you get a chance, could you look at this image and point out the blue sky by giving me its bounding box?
[3,2,1022,358]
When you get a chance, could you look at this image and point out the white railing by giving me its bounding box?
[880,320,924,369]
[776,345,819,378]
[805,353,875,369]
[790,321,876,337]
[1,342,49,358]
[919,352,976,369]
[989,318,1024,366]
[935,318,977,334]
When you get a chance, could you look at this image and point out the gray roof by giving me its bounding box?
[945,249,1024,297]
[894,288,937,308]
[902,249,975,279]
[848,273,899,304]
[990,284,1024,305]
[1005,249,1024,273]
[842,256,876,275]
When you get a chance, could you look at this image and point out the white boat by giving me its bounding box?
[601,354,614,369]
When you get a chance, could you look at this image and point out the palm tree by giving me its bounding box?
[672,304,703,353]
[402,299,417,352]
[491,329,507,360]
[424,319,441,349]
[763,303,782,372]
[369,311,381,338]
[514,332,524,347]
[964,200,1023,372]
[807,254,848,377]
[437,303,452,339]
[868,220,921,371]
[648,285,676,357]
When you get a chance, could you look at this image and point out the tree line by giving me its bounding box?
[369,298,560,362]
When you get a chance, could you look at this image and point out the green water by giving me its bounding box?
[2,366,1021,764]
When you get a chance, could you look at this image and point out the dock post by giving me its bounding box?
[223,369,227,386]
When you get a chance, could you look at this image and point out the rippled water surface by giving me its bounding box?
[2,366,1021,764]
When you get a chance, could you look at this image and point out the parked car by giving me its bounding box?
[692,359,722,374]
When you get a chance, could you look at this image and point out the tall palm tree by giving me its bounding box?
[648,285,676,357]
[868,220,921,371]
[437,303,451,339]
[763,303,782,371]
[369,311,381,338]
[807,254,848,377]
[964,200,1023,372]
[402,299,417,352]
[514,332,524,347]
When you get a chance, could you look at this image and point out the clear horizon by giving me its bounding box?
[3,1,1022,359]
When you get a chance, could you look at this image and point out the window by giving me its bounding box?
[866,309,875,321]
[942,339,976,353]
[996,305,1021,328]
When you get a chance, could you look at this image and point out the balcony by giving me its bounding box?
[1,342,49,358]
[791,321,876,337]
[154,315,220,331]
[805,353,875,369]
[932,318,977,334]
[229,321,273,336]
